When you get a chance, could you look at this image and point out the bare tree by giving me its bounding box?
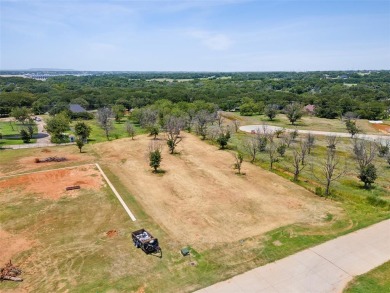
[282,134,294,148]
[125,121,136,139]
[216,111,225,128]
[300,140,309,165]
[326,135,339,150]
[206,126,221,141]
[376,139,390,157]
[291,148,306,181]
[139,108,158,128]
[352,139,377,170]
[306,132,315,154]
[185,108,196,132]
[267,133,278,170]
[243,137,259,163]
[255,125,272,151]
[234,152,244,174]
[97,107,114,140]
[290,129,299,140]
[232,119,240,133]
[195,110,215,140]
[275,128,285,138]
[312,149,346,196]
[165,116,185,154]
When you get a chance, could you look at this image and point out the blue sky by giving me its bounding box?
[1,0,389,71]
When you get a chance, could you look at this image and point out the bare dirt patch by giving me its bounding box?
[0,165,103,200]
[106,230,118,238]
[96,134,341,245]
[0,230,34,264]
[371,123,390,134]
[0,149,96,177]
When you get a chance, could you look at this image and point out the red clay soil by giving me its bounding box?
[106,230,118,238]
[0,165,103,200]
[371,123,390,134]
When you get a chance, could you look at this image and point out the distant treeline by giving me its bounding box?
[0,71,389,119]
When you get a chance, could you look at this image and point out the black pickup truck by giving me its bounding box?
[131,229,161,255]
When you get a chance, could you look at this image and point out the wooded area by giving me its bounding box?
[0,71,389,120]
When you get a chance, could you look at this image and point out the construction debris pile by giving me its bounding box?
[0,260,23,282]
[135,231,152,242]
[35,156,67,163]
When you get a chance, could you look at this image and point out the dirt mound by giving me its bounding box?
[106,230,118,238]
[0,165,103,200]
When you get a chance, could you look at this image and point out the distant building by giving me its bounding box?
[69,104,86,113]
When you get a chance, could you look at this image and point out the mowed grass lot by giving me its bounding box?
[0,121,38,146]
[69,118,146,144]
[0,130,389,292]
[344,261,390,293]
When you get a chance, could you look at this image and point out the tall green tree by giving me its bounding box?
[10,107,30,124]
[45,112,70,143]
[285,102,303,125]
[74,121,92,141]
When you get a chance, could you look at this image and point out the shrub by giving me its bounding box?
[315,186,323,196]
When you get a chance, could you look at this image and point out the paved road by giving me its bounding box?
[240,125,390,142]
[196,219,390,293]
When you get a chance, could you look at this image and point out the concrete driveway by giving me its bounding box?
[196,219,390,293]
[240,125,390,143]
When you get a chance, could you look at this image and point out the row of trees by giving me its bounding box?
[240,127,389,195]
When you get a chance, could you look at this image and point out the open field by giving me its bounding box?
[0,132,389,292]
[222,112,389,135]
[344,261,390,293]
[94,134,341,244]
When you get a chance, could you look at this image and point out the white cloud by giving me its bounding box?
[188,30,233,51]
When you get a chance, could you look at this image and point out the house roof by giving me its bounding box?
[304,104,315,112]
[69,104,86,113]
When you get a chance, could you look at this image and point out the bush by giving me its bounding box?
[277,144,287,157]
[358,163,377,189]
[378,144,389,157]
[258,137,267,152]
[20,129,31,143]
[315,186,323,196]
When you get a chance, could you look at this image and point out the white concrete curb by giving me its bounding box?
[95,163,137,222]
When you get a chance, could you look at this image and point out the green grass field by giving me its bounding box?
[69,118,147,143]
[344,261,390,293]
[0,121,38,146]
